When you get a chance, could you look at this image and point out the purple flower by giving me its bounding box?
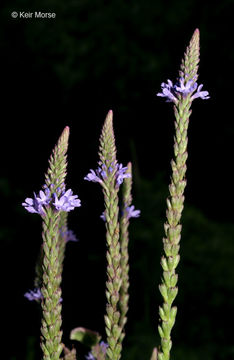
[97,162,109,179]
[157,77,209,102]
[86,353,95,360]
[174,78,197,95]
[85,341,108,360]
[115,163,131,186]
[84,163,113,183]
[61,229,78,243]
[126,205,141,219]
[24,288,43,302]
[85,162,131,187]
[157,79,177,102]
[24,288,63,303]
[22,190,50,215]
[191,84,210,100]
[100,212,106,221]
[99,341,108,354]
[84,169,103,183]
[23,187,80,214]
[53,189,81,212]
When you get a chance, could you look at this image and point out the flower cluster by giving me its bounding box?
[24,288,43,302]
[157,77,210,103]
[84,162,131,187]
[100,205,140,221]
[22,187,81,215]
[53,189,81,212]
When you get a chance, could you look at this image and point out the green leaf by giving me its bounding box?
[70,327,101,347]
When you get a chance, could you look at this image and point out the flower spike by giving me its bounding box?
[156,29,209,360]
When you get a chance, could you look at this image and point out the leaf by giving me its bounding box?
[70,327,101,347]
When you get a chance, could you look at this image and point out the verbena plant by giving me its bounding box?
[22,29,209,360]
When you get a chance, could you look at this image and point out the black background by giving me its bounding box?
[1,0,234,359]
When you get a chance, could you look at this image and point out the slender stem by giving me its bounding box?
[158,29,200,360]
[99,111,123,360]
[119,162,132,343]
[41,208,63,360]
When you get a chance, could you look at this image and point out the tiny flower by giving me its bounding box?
[85,162,130,187]
[22,196,42,214]
[157,79,177,103]
[99,341,108,354]
[24,288,43,302]
[85,341,108,360]
[191,83,210,100]
[174,78,197,95]
[86,353,95,360]
[63,229,78,243]
[53,189,81,212]
[22,190,50,215]
[36,190,51,205]
[126,205,141,219]
[100,212,106,221]
[157,77,209,102]
[84,169,103,183]
[97,163,108,179]
[24,288,63,303]
[116,163,131,186]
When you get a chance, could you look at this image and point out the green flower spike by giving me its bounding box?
[40,126,70,360]
[157,29,203,360]
[119,162,132,343]
[99,111,122,360]
[84,110,131,360]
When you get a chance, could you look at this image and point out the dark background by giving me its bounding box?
[1,0,234,359]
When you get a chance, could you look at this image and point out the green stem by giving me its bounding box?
[119,162,132,343]
[41,208,63,360]
[158,29,200,360]
[99,111,123,360]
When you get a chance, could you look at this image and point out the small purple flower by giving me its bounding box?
[85,341,108,360]
[62,229,78,243]
[84,169,103,183]
[53,189,81,212]
[86,353,95,360]
[97,163,109,179]
[174,78,197,95]
[191,84,210,100]
[24,288,63,303]
[100,212,106,221]
[84,163,113,183]
[24,288,43,302]
[99,341,108,354]
[85,162,131,187]
[157,79,177,102]
[115,163,131,186]
[23,187,80,214]
[36,189,51,205]
[126,205,141,219]
[22,190,50,215]
[157,77,209,102]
